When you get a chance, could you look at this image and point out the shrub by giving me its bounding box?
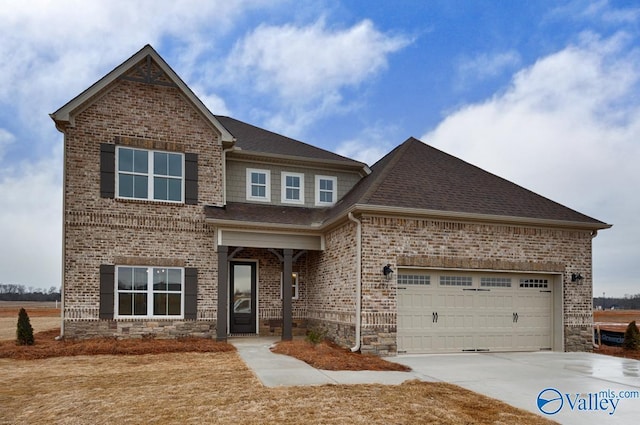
[305,328,326,345]
[16,308,35,346]
[622,320,640,351]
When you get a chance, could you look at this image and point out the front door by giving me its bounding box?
[229,261,257,334]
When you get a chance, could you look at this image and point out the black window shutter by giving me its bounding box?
[184,267,198,320]
[100,144,116,198]
[99,265,115,320]
[184,153,198,205]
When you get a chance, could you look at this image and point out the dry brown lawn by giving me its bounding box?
[593,309,640,360]
[0,303,557,424]
[0,350,557,425]
[0,302,61,341]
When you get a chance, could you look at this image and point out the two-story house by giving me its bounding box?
[51,45,610,355]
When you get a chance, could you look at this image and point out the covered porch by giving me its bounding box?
[214,228,324,342]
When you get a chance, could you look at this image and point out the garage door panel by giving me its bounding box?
[398,271,554,354]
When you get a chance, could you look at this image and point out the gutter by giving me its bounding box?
[348,212,362,352]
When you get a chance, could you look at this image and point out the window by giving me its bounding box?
[315,175,337,206]
[117,147,183,202]
[398,274,430,285]
[519,278,549,288]
[439,276,473,286]
[281,272,299,300]
[481,277,512,288]
[115,266,184,318]
[281,172,304,204]
[246,168,271,202]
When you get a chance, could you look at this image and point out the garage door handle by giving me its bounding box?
[513,312,519,323]
[432,312,438,323]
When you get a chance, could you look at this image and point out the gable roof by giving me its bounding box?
[50,44,233,143]
[215,115,368,171]
[328,137,610,229]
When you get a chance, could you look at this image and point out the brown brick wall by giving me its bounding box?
[306,221,358,348]
[358,215,594,354]
[62,79,222,337]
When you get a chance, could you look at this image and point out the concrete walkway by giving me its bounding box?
[230,337,417,387]
[230,338,640,425]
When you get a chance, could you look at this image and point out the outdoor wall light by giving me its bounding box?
[383,264,394,281]
[571,273,584,282]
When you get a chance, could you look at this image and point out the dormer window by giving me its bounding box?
[246,168,271,202]
[315,175,337,206]
[282,172,304,204]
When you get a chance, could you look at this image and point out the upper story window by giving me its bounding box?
[281,172,304,204]
[246,168,271,202]
[315,175,337,206]
[115,266,184,318]
[117,147,183,202]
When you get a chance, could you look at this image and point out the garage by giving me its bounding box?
[397,269,554,354]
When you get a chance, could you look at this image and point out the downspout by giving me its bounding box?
[348,212,362,352]
[57,131,67,340]
[591,229,599,349]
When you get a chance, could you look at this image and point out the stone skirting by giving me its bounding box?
[565,325,594,352]
[64,319,216,339]
[259,318,307,336]
[306,318,356,349]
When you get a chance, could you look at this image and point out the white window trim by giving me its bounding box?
[114,266,185,319]
[280,271,299,300]
[246,168,271,202]
[115,146,185,203]
[281,172,305,205]
[315,175,337,206]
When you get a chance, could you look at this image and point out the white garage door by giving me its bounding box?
[397,270,553,354]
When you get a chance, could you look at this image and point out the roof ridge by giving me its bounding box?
[358,137,417,204]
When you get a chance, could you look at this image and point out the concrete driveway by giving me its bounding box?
[389,352,640,425]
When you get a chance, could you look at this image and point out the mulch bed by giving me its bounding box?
[594,344,640,361]
[0,328,235,360]
[271,339,411,371]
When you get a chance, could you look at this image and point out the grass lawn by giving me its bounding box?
[0,350,557,424]
[0,303,560,424]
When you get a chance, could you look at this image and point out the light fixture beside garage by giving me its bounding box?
[383,264,394,281]
[571,273,584,282]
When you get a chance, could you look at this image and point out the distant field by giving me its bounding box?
[594,309,640,332]
[0,301,60,341]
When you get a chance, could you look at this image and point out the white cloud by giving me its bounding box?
[422,33,640,297]
[0,1,270,144]
[456,50,521,87]
[222,18,411,135]
[0,128,14,160]
[226,19,410,100]
[335,125,401,166]
[0,148,62,288]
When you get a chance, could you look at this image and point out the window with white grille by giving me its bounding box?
[398,275,430,285]
[481,277,512,288]
[440,276,473,287]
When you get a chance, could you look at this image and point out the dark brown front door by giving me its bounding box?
[229,261,256,333]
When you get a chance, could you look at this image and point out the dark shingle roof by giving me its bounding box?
[206,136,609,229]
[215,115,364,166]
[205,203,327,227]
[335,137,607,225]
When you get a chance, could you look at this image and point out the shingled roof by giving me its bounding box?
[331,137,608,227]
[215,115,365,168]
[206,135,609,230]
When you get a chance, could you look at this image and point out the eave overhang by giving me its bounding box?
[340,204,613,232]
[227,149,371,175]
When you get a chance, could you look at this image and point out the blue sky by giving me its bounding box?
[0,0,638,297]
